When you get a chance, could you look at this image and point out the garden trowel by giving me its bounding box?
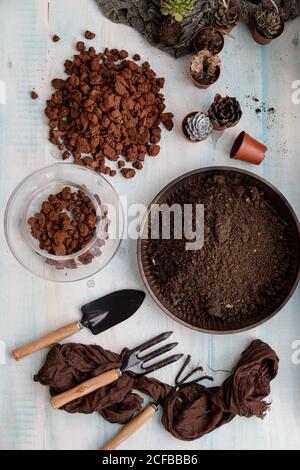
[12,289,145,361]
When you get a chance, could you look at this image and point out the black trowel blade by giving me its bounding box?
[81,289,145,335]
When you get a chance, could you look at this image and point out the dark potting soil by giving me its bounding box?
[194,29,223,55]
[145,173,294,331]
[158,16,181,47]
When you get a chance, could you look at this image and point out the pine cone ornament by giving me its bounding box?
[213,0,241,31]
[161,0,195,22]
[254,6,283,39]
[185,112,213,141]
[208,94,242,131]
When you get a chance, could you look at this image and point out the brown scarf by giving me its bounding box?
[34,339,279,440]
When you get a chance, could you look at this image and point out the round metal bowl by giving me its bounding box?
[137,167,300,334]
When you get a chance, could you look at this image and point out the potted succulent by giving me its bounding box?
[182,111,213,143]
[190,50,221,89]
[159,0,195,46]
[251,3,284,45]
[213,0,241,33]
[193,26,224,55]
[208,94,242,131]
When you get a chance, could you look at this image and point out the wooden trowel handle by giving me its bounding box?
[100,404,157,450]
[51,368,122,409]
[12,321,82,361]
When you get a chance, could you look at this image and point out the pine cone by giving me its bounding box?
[254,7,283,39]
[185,112,213,141]
[208,94,242,130]
[213,0,241,30]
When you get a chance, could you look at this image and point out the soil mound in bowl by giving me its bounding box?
[140,168,300,333]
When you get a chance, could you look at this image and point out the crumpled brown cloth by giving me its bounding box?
[34,343,143,423]
[34,339,279,440]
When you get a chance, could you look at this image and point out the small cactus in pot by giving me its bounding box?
[190,50,221,88]
[182,112,213,142]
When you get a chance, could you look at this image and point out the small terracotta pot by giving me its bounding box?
[193,26,224,54]
[230,131,267,165]
[251,17,284,45]
[182,111,201,143]
[190,66,221,89]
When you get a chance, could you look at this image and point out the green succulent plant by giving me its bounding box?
[160,0,195,22]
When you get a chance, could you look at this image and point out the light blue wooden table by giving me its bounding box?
[0,0,299,450]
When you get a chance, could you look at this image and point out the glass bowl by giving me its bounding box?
[4,163,124,282]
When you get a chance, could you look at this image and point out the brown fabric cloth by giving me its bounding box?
[135,339,279,440]
[211,339,278,418]
[137,377,232,440]
[34,339,279,440]
[34,343,143,423]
